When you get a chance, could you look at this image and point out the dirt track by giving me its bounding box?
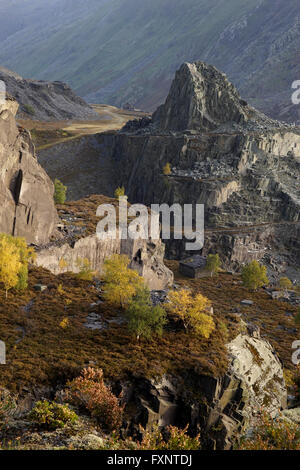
[18,104,148,150]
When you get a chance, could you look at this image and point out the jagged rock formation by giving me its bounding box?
[35,196,173,291]
[153,62,268,132]
[36,234,173,291]
[0,66,98,121]
[0,95,57,244]
[90,61,300,275]
[122,326,286,450]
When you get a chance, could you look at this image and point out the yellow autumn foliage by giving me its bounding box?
[60,318,69,329]
[167,288,215,338]
[103,254,144,308]
[163,163,172,175]
[0,237,22,297]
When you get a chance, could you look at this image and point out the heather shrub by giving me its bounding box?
[238,412,300,450]
[138,425,201,450]
[66,367,123,431]
[29,400,78,430]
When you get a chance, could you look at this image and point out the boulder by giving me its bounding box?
[65,433,105,450]
[240,300,254,306]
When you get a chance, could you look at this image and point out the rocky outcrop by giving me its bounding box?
[123,326,286,450]
[0,66,98,121]
[85,61,300,275]
[165,221,300,282]
[0,96,57,244]
[36,231,173,291]
[152,62,271,132]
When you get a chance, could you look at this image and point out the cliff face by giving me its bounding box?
[36,235,173,291]
[0,96,57,244]
[35,195,174,291]
[122,326,286,450]
[91,61,300,274]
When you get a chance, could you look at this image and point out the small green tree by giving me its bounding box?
[54,179,67,204]
[206,254,221,277]
[126,287,167,340]
[0,234,35,292]
[23,104,35,116]
[241,260,269,291]
[279,277,293,292]
[167,289,215,338]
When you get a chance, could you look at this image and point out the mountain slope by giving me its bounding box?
[0,67,98,121]
[0,0,299,122]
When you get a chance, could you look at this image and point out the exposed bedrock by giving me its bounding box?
[0,66,99,122]
[121,327,286,450]
[165,222,300,280]
[97,130,300,224]
[86,62,300,271]
[0,96,57,244]
[35,233,173,291]
[152,62,253,132]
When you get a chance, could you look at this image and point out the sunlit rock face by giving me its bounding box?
[0,96,58,244]
[36,232,173,291]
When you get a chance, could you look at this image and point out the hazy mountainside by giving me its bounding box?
[0,67,98,121]
[0,0,299,122]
